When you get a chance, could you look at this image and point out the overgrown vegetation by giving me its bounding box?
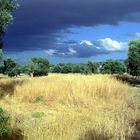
[0,107,11,137]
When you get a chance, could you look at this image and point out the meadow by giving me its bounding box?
[0,74,140,140]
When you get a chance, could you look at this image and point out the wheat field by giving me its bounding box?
[0,74,139,140]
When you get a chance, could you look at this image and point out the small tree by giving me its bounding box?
[127,40,140,78]
[3,58,16,73]
[28,57,50,77]
[72,64,81,73]
[87,61,99,74]
[2,58,20,77]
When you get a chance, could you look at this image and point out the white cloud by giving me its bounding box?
[97,38,128,51]
[79,38,128,51]
[68,48,77,55]
[44,49,57,56]
[44,38,128,58]
[80,40,93,46]
[135,32,140,38]
[44,48,77,57]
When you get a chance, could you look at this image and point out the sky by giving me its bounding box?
[4,0,140,64]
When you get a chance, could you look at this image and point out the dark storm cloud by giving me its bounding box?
[62,40,78,45]
[4,0,140,56]
[62,29,79,34]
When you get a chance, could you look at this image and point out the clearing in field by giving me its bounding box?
[0,74,140,140]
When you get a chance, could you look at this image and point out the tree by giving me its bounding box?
[51,63,73,74]
[72,64,91,74]
[28,57,50,77]
[7,65,21,77]
[72,64,81,73]
[0,0,18,50]
[0,49,3,63]
[3,58,16,73]
[1,58,20,76]
[127,40,140,78]
[87,61,99,74]
[100,59,126,74]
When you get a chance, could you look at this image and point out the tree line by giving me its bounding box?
[0,57,127,77]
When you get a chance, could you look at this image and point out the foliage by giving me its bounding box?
[0,49,3,63]
[50,62,99,74]
[87,61,99,73]
[27,57,50,77]
[0,0,18,31]
[1,58,21,77]
[32,112,44,119]
[33,96,44,103]
[0,0,18,49]
[100,59,126,74]
[127,40,140,77]
[51,63,73,73]
[7,65,21,77]
[0,107,11,137]
[50,60,125,75]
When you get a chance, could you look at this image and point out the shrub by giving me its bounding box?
[33,96,44,103]
[0,107,12,137]
[32,112,45,119]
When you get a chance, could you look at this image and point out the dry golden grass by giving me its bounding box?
[0,74,139,140]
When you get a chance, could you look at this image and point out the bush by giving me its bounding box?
[32,112,44,119]
[0,107,12,137]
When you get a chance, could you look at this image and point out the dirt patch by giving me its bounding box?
[0,80,26,98]
[79,129,110,140]
[114,75,140,87]
[130,120,140,140]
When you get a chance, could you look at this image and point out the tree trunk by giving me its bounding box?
[0,29,5,62]
[0,28,5,49]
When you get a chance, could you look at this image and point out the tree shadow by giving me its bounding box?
[78,129,110,140]
[0,79,26,98]
[114,75,140,87]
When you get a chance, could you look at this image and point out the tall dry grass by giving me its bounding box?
[0,74,139,140]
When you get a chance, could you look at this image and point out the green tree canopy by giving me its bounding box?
[28,57,50,77]
[100,59,126,74]
[1,58,20,77]
[87,61,99,74]
[0,0,18,49]
[127,40,140,77]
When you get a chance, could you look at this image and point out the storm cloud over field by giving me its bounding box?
[4,0,140,58]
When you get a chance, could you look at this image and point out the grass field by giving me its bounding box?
[0,74,140,140]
